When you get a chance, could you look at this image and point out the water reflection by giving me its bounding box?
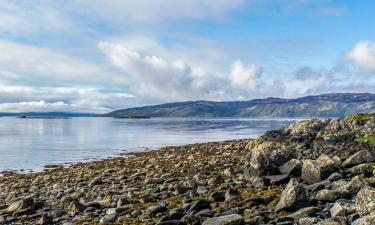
[0,117,299,171]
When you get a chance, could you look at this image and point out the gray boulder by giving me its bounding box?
[275,178,308,212]
[356,187,375,216]
[301,154,336,184]
[202,214,244,225]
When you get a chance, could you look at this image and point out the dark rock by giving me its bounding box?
[36,214,53,225]
[157,220,185,225]
[275,178,308,213]
[225,188,240,201]
[209,191,225,202]
[187,199,211,213]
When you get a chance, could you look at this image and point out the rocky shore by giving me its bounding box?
[1,113,375,225]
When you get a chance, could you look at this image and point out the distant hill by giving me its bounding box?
[104,93,375,118]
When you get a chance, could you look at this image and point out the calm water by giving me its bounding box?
[0,117,299,172]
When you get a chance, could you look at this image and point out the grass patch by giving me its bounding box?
[355,135,375,145]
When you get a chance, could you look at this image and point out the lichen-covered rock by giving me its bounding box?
[356,187,375,216]
[301,154,336,184]
[342,150,375,168]
[275,178,308,212]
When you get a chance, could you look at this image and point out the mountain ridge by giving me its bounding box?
[104,93,375,118]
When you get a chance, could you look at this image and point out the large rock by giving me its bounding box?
[3,197,34,214]
[202,214,244,225]
[275,178,308,212]
[279,159,302,176]
[301,154,336,184]
[342,150,374,168]
[356,187,375,216]
[352,212,375,225]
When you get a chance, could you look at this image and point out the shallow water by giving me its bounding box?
[0,117,300,171]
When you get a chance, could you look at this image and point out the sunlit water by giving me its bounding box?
[0,117,301,172]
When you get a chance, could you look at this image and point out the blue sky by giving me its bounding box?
[0,0,374,112]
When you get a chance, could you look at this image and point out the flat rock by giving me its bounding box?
[202,214,244,225]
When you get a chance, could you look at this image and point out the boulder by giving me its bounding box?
[3,197,34,214]
[342,150,374,168]
[356,187,375,216]
[352,212,375,225]
[202,214,244,225]
[314,190,344,202]
[301,154,336,184]
[275,178,308,212]
[279,159,302,176]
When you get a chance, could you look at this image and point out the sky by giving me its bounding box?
[0,0,375,113]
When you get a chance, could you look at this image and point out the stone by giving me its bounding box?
[301,154,335,184]
[279,159,302,176]
[208,175,224,186]
[356,187,375,216]
[225,188,240,201]
[187,199,211,213]
[209,191,225,202]
[146,205,168,218]
[314,190,343,202]
[348,163,374,176]
[202,214,244,225]
[4,197,34,213]
[145,178,165,185]
[298,217,319,225]
[288,207,319,220]
[157,221,185,225]
[275,178,308,213]
[342,150,374,167]
[265,174,290,185]
[67,202,85,216]
[330,202,346,217]
[352,212,375,225]
[37,214,53,225]
[99,213,117,224]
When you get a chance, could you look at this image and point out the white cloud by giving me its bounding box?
[0,86,135,112]
[230,61,262,90]
[346,41,375,73]
[0,39,126,86]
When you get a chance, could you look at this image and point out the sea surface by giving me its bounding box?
[0,117,301,172]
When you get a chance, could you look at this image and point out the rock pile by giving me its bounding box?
[0,113,374,224]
